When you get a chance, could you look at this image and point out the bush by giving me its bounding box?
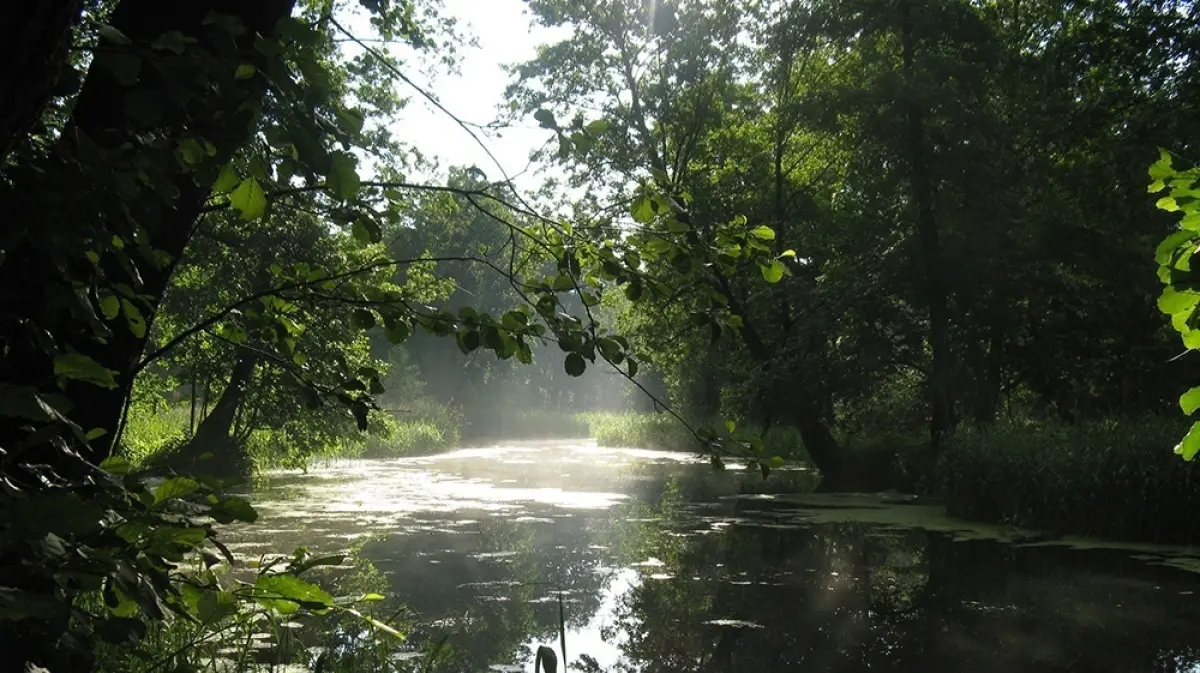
[936,416,1200,542]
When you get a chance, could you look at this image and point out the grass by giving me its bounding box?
[361,419,457,457]
[580,411,808,461]
[121,403,191,468]
[462,407,591,441]
[936,416,1200,542]
[119,399,466,469]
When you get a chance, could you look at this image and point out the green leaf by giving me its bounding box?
[1157,196,1182,212]
[352,216,381,244]
[1149,148,1174,181]
[336,107,366,136]
[361,593,385,601]
[749,225,776,241]
[760,261,785,283]
[1181,387,1200,415]
[99,455,131,475]
[233,63,257,80]
[1158,288,1200,316]
[585,119,610,135]
[209,496,257,524]
[54,353,118,389]
[327,152,361,200]
[779,249,797,259]
[154,477,200,504]
[97,23,132,45]
[631,195,655,224]
[724,420,736,434]
[121,298,146,338]
[197,590,237,624]
[767,455,786,469]
[176,137,206,165]
[386,321,411,344]
[99,292,120,320]
[627,358,639,378]
[212,164,239,194]
[1176,421,1200,461]
[151,30,189,54]
[1156,230,1196,266]
[230,178,267,220]
[534,108,557,129]
[565,352,586,377]
[254,574,334,615]
[86,427,108,440]
[351,309,376,330]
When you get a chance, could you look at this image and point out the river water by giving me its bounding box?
[222,440,1200,672]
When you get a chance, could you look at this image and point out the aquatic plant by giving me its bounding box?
[936,417,1200,541]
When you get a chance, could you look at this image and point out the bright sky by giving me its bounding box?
[390,0,566,188]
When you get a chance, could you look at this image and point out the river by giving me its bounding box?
[221,440,1200,672]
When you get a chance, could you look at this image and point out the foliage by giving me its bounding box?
[1150,150,1200,460]
[361,415,456,458]
[120,403,191,468]
[937,417,1200,542]
[510,0,1200,483]
[583,412,805,465]
[91,546,407,672]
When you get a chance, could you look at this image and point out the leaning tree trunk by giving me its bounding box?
[0,0,295,465]
[172,348,259,476]
[718,272,847,486]
[0,0,83,166]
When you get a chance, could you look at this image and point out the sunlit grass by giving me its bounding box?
[579,411,808,461]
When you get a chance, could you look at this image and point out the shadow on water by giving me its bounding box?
[221,440,1200,673]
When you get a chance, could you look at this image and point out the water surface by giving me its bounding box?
[224,440,1200,672]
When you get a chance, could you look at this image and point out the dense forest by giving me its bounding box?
[2,0,1200,671]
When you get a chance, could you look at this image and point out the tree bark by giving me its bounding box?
[0,0,295,464]
[0,0,83,166]
[900,3,954,452]
[174,347,259,475]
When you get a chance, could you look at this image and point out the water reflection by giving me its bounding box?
[224,441,1200,672]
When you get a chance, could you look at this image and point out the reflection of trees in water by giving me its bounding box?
[591,493,1200,673]
[295,462,1200,673]
[359,508,613,672]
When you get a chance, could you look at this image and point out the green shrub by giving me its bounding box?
[936,416,1200,542]
[120,403,190,467]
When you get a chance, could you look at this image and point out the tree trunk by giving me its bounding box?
[715,271,846,485]
[0,0,294,465]
[900,3,954,452]
[173,348,259,476]
[0,0,83,166]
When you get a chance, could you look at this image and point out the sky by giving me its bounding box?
[388,0,567,187]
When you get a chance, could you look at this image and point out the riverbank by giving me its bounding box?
[121,406,1199,543]
[937,416,1200,543]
